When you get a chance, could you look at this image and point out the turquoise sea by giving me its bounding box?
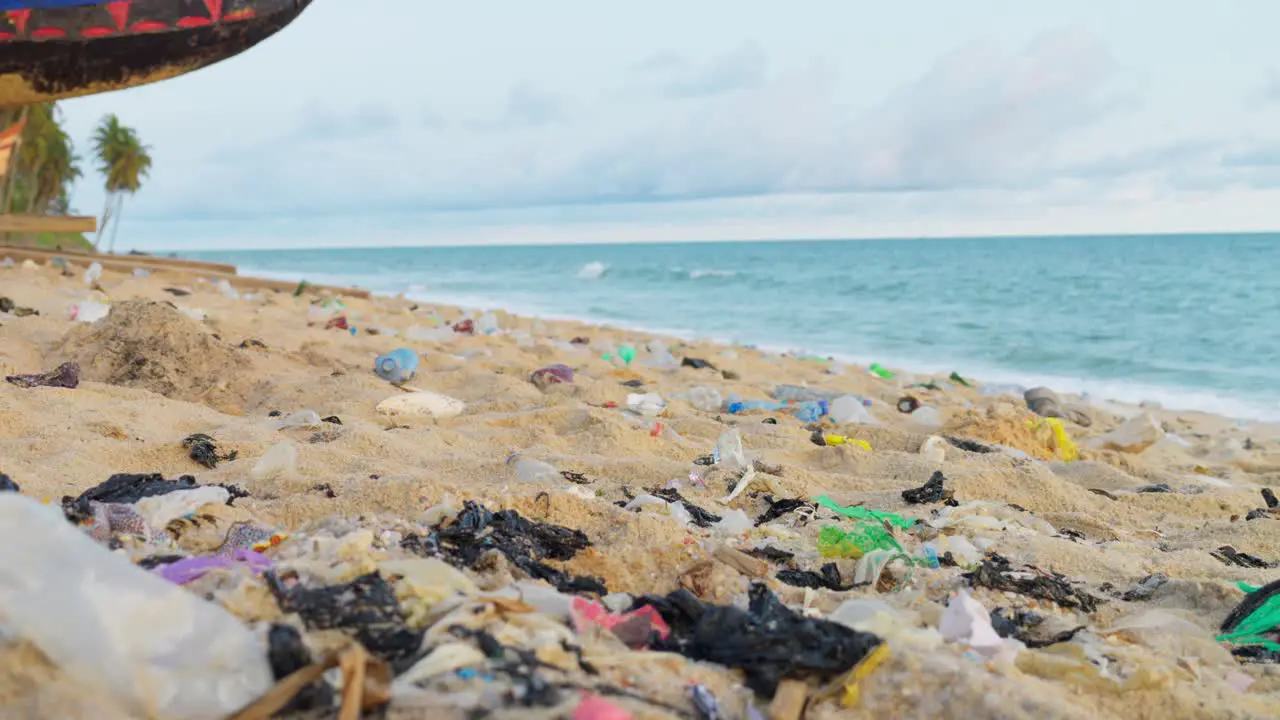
[185,233,1280,422]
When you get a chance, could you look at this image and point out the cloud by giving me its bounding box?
[296,101,399,139]
[1258,69,1280,104]
[633,43,769,98]
[128,26,1146,221]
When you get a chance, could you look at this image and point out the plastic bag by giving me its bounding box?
[0,494,272,719]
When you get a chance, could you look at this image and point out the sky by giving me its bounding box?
[56,0,1280,250]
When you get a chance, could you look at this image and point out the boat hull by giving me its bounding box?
[0,0,311,107]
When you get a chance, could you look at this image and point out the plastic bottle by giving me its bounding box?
[507,454,560,483]
[275,409,323,430]
[375,348,419,384]
[714,429,747,468]
[792,400,829,423]
[687,386,723,413]
[868,363,895,379]
[83,261,102,286]
[772,385,840,403]
[0,494,273,719]
[829,395,876,425]
[476,312,500,335]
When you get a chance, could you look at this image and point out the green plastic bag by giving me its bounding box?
[815,495,915,530]
[1217,581,1280,652]
[817,523,901,558]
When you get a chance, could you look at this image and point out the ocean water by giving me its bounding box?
[184,233,1280,422]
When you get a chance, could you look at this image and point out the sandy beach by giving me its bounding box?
[1,257,1279,720]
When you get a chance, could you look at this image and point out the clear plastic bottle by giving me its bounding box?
[275,408,322,429]
[375,347,419,384]
[507,454,560,483]
[687,386,723,413]
[829,395,876,424]
[0,494,273,719]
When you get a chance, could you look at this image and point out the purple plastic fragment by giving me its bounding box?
[530,364,574,389]
[154,549,273,585]
[5,362,80,389]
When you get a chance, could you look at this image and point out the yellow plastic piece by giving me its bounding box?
[841,643,891,707]
[823,435,872,451]
[1028,418,1079,462]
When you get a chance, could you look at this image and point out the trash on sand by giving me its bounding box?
[1217,579,1280,661]
[508,454,561,484]
[939,590,1005,657]
[183,433,238,469]
[377,390,466,419]
[965,553,1100,612]
[70,299,110,323]
[754,497,816,526]
[682,357,717,370]
[375,348,419,385]
[1024,387,1092,427]
[1210,546,1275,569]
[531,364,575,389]
[0,494,273,720]
[402,501,607,595]
[901,471,954,505]
[828,395,875,424]
[919,435,948,464]
[817,524,901,559]
[1030,417,1080,461]
[268,571,424,663]
[63,472,198,507]
[570,596,671,649]
[777,562,860,591]
[0,472,17,493]
[815,495,915,530]
[897,396,921,414]
[636,583,883,695]
[651,487,722,527]
[154,549,273,584]
[626,392,667,417]
[5,361,80,389]
[687,386,723,412]
[810,432,872,451]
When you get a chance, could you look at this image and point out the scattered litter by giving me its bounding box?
[810,431,871,451]
[681,357,717,370]
[183,433,237,469]
[0,473,18,493]
[814,495,915,530]
[754,497,815,526]
[817,524,901,559]
[965,553,1100,612]
[375,348,419,384]
[1210,545,1274,569]
[570,597,671,649]
[5,361,80,389]
[1217,579,1280,660]
[251,441,298,481]
[403,501,607,595]
[901,471,953,505]
[939,590,1005,657]
[777,562,860,591]
[154,549,273,585]
[897,396,921,413]
[268,571,424,663]
[637,583,882,695]
[651,487,721,527]
[626,392,666,417]
[531,364,575,389]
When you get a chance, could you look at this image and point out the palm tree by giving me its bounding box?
[92,114,152,253]
[17,103,82,216]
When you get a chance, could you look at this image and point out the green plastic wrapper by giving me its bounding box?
[814,495,915,530]
[817,523,901,558]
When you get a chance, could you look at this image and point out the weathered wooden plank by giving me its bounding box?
[0,214,96,233]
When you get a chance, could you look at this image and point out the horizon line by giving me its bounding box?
[164,228,1280,254]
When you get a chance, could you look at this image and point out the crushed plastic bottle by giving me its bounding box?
[829,395,876,425]
[0,494,273,719]
[70,300,110,323]
[868,363,895,379]
[250,440,298,481]
[375,348,420,384]
[274,409,323,430]
[475,311,500,335]
[714,429,747,468]
[626,392,666,417]
[83,261,102,286]
[687,386,723,413]
[507,454,560,484]
[772,385,840,403]
[215,278,240,299]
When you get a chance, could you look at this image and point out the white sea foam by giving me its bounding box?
[576,261,609,280]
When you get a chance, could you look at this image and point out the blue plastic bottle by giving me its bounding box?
[375,348,419,385]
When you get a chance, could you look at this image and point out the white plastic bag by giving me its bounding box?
[0,495,272,720]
